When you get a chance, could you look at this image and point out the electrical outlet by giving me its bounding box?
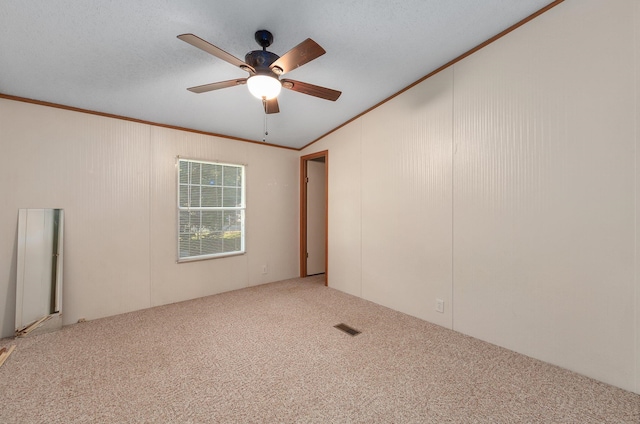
[261,265,268,274]
[435,299,444,313]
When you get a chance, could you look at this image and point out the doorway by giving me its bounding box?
[300,150,328,286]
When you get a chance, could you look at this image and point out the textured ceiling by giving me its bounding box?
[0,1,556,149]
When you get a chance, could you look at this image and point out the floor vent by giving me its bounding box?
[334,323,361,336]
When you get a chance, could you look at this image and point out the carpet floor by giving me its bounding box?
[1,275,639,423]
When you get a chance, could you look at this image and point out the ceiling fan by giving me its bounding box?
[178,30,342,114]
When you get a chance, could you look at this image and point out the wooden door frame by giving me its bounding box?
[300,150,328,286]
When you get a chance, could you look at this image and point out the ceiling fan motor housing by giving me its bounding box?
[245,50,281,76]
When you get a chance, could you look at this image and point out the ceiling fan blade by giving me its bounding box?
[281,79,341,101]
[178,34,255,73]
[187,78,247,93]
[263,98,280,114]
[270,39,325,75]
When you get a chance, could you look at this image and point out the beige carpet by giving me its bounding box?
[1,275,639,423]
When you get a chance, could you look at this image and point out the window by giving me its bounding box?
[177,158,245,261]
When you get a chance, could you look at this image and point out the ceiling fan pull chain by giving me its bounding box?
[262,98,268,142]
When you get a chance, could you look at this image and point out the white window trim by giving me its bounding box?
[176,157,246,263]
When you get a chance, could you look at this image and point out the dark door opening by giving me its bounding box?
[300,151,328,285]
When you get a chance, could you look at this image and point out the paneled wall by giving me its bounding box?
[303,0,640,394]
[452,0,636,393]
[635,0,640,397]
[0,99,299,338]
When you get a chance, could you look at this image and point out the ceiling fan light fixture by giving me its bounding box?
[247,75,282,100]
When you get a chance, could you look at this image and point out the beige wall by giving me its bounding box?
[636,0,640,399]
[304,0,640,394]
[1,0,638,396]
[0,99,299,338]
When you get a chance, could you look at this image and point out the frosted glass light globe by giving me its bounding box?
[247,75,282,100]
